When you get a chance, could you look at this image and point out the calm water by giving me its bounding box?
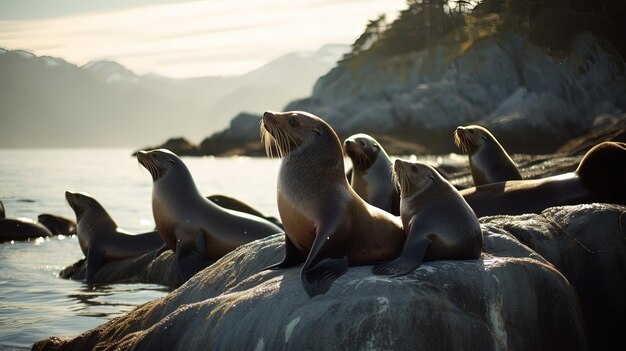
[0,148,283,349]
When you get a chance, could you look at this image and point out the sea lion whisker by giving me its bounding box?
[260,122,277,158]
[273,126,285,157]
[354,146,370,166]
[274,125,286,157]
[280,123,299,155]
[454,131,470,153]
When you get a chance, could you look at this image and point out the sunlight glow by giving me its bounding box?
[0,0,406,77]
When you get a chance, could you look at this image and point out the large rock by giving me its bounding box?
[58,249,181,288]
[286,33,626,154]
[483,204,626,350]
[33,205,610,351]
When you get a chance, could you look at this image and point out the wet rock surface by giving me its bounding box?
[32,204,626,350]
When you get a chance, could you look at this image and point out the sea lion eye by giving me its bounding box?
[429,174,435,181]
[410,164,418,172]
[288,118,297,126]
[469,130,475,134]
[168,159,175,164]
[481,136,488,141]
[312,128,321,136]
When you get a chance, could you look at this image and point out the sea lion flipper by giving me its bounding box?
[175,233,208,282]
[86,248,105,284]
[372,237,430,277]
[301,255,348,298]
[263,234,306,270]
[152,244,170,260]
[300,224,349,297]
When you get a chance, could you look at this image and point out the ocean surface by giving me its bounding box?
[0,148,284,350]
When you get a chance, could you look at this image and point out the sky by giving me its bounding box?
[0,0,407,78]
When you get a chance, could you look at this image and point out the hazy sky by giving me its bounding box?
[0,0,407,78]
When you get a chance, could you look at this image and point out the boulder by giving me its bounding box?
[59,249,182,288]
[133,137,202,157]
[482,204,626,350]
[34,205,602,351]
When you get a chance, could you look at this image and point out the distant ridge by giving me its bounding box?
[0,44,349,148]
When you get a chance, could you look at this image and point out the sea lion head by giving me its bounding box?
[137,149,182,182]
[65,191,103,220]
[344,134,383,171]
[454,125,497,154]
[393,160,438,198]
[260,111,333,158]
[576,141,626,201]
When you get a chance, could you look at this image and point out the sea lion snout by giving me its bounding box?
[136,150,149,165]
[393,159,409,173]
[65,191,76,204]
[263,111,277,121]
[344,139,355,154]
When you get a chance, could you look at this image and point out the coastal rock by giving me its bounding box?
[133,137,201,157]
[482,204,626,350]
[285,33,626,154]
[199,112,266,156]
[59,249,182,288]
[33,205,610,351]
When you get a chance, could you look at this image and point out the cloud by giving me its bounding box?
[0,0,406,77]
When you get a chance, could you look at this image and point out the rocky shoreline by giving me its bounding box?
[36,141,626,350]
[34,203,626,350]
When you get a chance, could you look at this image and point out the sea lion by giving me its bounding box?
[461,141,626,217]
[37,213,77,235]
[261,110,405,297]
[0,217,53,243]
[65,191,163,283]
[137,149,282,282]
[343,133,400,215]
[454,125,522,186]
[0,199,53,242]
[207,194,283,229]
[373,160,483,276]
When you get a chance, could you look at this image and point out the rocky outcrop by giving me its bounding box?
[199,112,267,156]
[137,33,626,157]
[483,204,626,350]
[556,114,626,155]
[286,33,626,154]
[35,203,626,351]
[133,137,202,156]
[58,249,181,288]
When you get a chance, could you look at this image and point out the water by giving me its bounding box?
[0,148,282,349]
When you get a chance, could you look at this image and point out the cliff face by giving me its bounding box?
[287,33,626,153]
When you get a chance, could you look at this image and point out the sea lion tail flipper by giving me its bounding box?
[152,243,170,260]
[86,248,105,284]
[372,238,430,277]
[263,234,305,270]
[175,234,208,282]
[301,255,348,298]
[300,225,349,297]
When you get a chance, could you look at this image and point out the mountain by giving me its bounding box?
[0,44,348,148]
